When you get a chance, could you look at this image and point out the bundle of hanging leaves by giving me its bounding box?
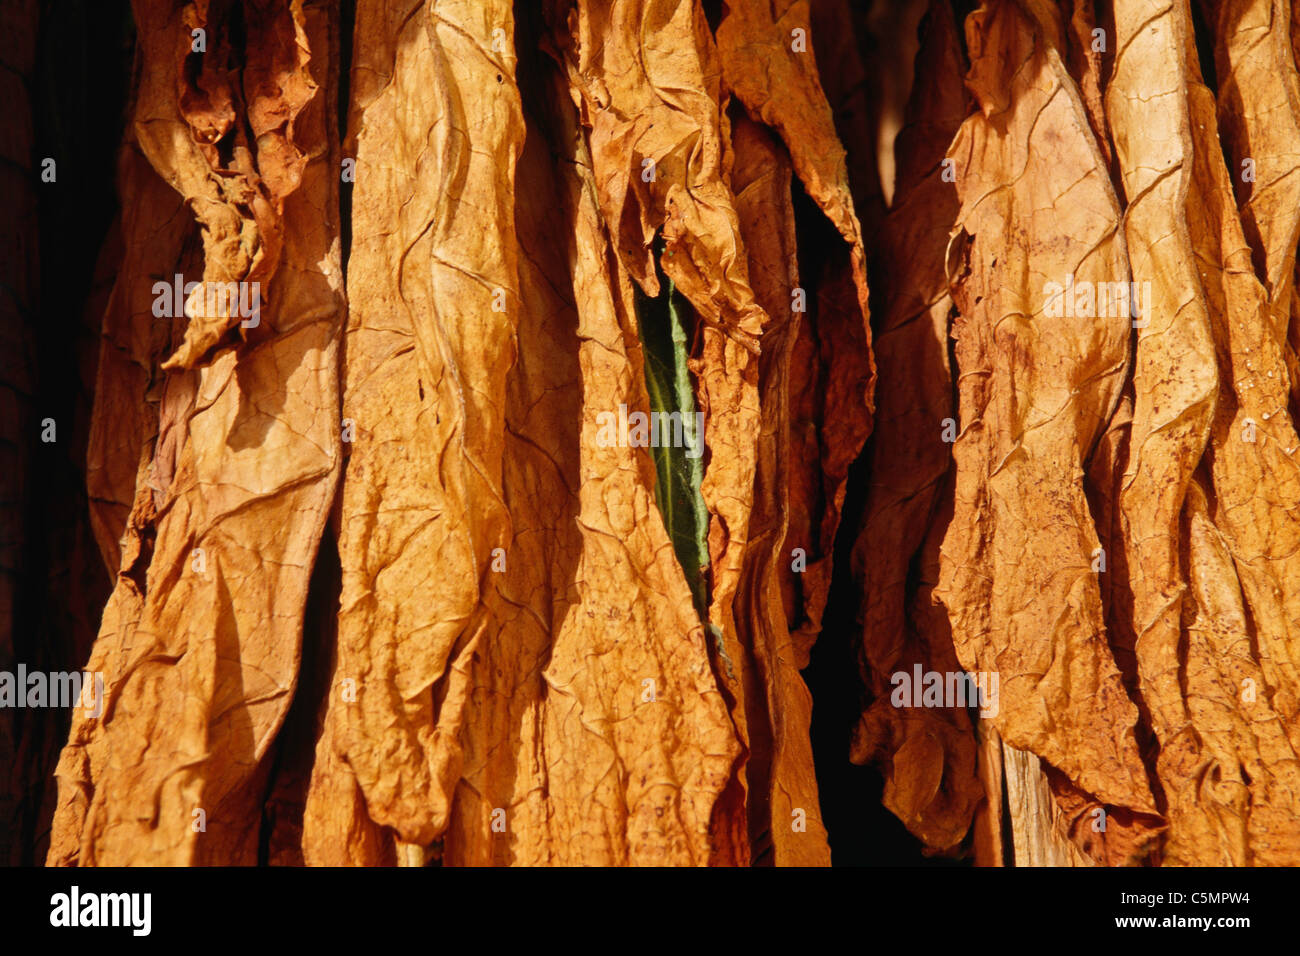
[3,0,1299,867]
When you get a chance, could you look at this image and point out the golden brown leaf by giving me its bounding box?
[938,0,1154,816]
[49,0,342,865]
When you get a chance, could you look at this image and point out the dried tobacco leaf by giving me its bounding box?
[315,0,523,850]
[715,0,876,657]
[937,0,1154,816]
[729,111,830,865]
[1181,12,1300,862]
[49,0,342,865]
[1207,0,1300,417]
[549,6,766,850]
[850,0,982,852]
[1107,0,1300,865]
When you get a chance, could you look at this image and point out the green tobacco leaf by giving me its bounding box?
[634,242,710,621]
